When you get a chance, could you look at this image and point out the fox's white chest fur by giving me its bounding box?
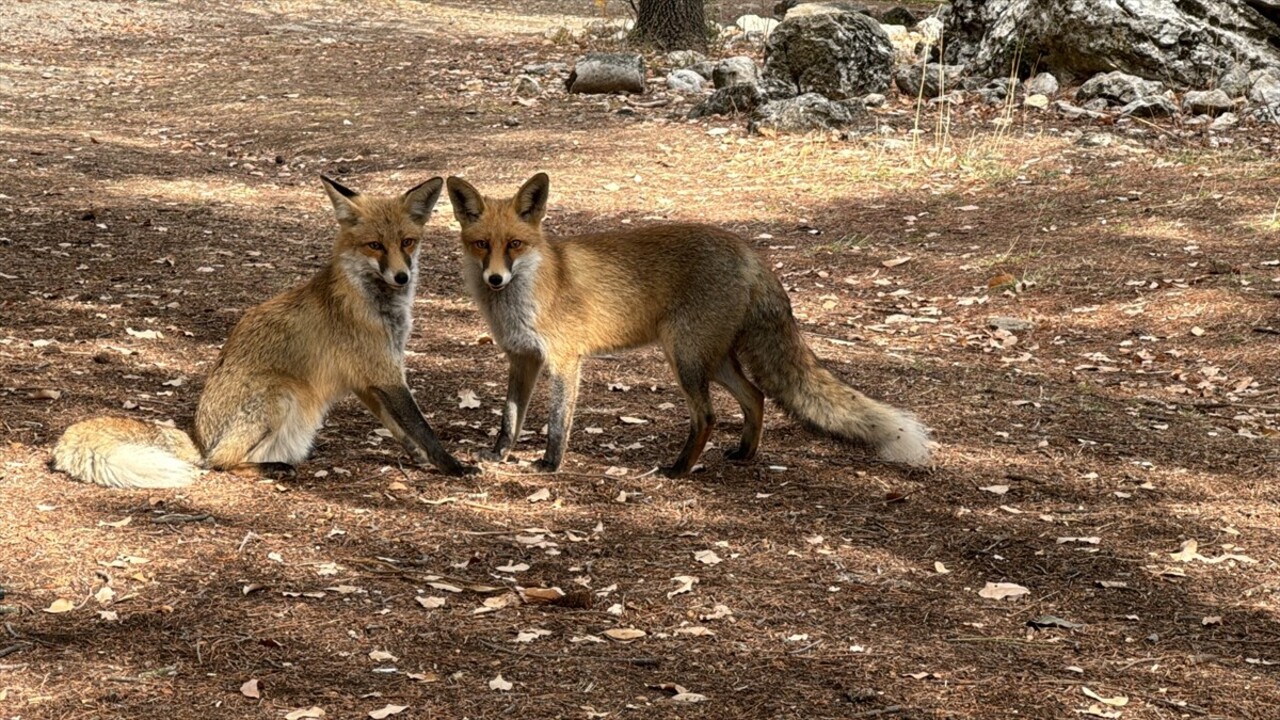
[463,253,546,358]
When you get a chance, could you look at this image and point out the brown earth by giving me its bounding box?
[1,1,1279,719]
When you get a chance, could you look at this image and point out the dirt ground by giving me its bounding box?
[2,1,1279,718]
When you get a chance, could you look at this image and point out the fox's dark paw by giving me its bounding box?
[447,463,482,477]
[531,458,560,474]
[477,448,508,463]
[724,447,756,462]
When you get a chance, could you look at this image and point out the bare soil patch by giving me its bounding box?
[2,2,1279,719]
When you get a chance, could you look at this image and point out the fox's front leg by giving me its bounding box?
[357,385,479,476]
[479,352,542,463]
[533,359,581,473]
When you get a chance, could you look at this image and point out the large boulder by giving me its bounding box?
[748,92,869,133]
[761,10,894,99]
[943,0,1280,89]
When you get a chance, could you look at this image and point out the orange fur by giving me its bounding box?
[448,173,933,477]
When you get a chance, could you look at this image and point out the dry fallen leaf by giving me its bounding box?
[488,674,513,692]
[979,484,1009,495]
[1082,686,1129,707]
[496,562,530,573]
[882,256,912,268]
[368,650,398,663]
[603,628,647,642]
[240,678,261,699]
[934,561,951,574]
[667,575,698,598]
[978,582,1030,600]
[43,599,75,614]
[694,550,722,565]
[285,707,326,720]
[526,487,551,503]
[1171,539,1201,562]
[368,705,408,719]
[458,389,481,409]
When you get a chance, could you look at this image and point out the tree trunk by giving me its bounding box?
[633,0,707,52]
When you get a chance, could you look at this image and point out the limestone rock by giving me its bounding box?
[667,69,706,93]
[762,10,894,100]
[1077,71,1164,106]
[1182,89,1234,115]
[943,0,1280,89]
[1023,71,1059,97]
[713,56,760,88]
[749,92,869,133]
[688,83,766,118]
[1119,95,1178,117]
[893,63,966,98]
[880,6,918,27]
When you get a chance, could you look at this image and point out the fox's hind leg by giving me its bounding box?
[662,353,717,478]
[714,354,764,461]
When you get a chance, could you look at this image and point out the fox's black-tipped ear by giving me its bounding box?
[446,176,485,228]
[515,172,550,226]
[402,177,444,226]
[320,175,361,225]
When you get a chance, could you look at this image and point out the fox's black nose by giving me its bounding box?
[394,271,409,285]
[487,274,505,287]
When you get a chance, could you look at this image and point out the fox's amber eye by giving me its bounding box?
[367,242,385,252]
[472,240,489,250]
[401,237,415,249]
[508,240,522,250]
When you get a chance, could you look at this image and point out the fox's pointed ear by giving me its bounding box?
[515,172,550,226]
[320,175,361,226]
[402,177,444,226]
[447,176,485,227]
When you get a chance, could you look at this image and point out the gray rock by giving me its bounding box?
[987,316,1035,332]
[1076,132,1116,147]
[880,6,918,27]
[862,92,887,107]
[1081,97,1111,113]
[1023,93,1049,109]
[977,87,1006,105]
[1119,95,1178,117]
[1248,69,1280,122]
[1182,89,1234,115]
[1053,100,1106,120]
[565,53,646,95]
[893,62,966,97]
[1218,64,1252,97]
[785,1,870,19]
[665,50,707,67]
[1023,72,1059,97]
[748,92,870,133]
[667,69,706,93]
[762,9,894,99]
[688,83,766,118]
[943,0,1280,90]
[1209,111,1239,131]
[512,75,542,98]
[713,56,760,88]
[688,61,716,80]
[737,14,781,34]
[1078,71,1164,106]
[523,62,568,76]
[774,0,800,17]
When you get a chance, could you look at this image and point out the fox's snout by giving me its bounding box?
[389,269,410,287]
[486,271,510,290]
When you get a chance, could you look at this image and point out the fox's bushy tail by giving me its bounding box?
[735,268,932,465]
[53,418,202,489]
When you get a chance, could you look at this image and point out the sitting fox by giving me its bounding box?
[445,172,932,477]
[53,176,478,488]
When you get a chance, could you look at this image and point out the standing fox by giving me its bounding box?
[53,176,478,489]
[445,172,932,477]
